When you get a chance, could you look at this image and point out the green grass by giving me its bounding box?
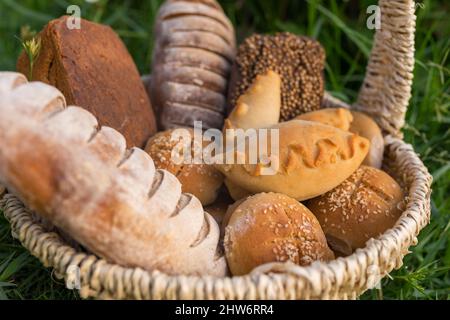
[0,0,449,300]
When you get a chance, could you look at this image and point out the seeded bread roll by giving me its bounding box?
[349,111,384,169]
[215,120,370,201]
[145,129,224,206]
[0,72,226,276]
[151,0,236,130]
[307,166,404,256]
[16,16,156,148]
[224,193,334,275]
[295,108,353,131]
[228,33,325,120]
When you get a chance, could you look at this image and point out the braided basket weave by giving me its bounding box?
[1,0,432,299]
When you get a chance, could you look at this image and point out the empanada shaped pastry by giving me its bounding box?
[215,120,370,200]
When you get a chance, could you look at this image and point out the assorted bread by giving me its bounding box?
[150,0,236,130]
[0,72,226,276]
[16,16,157,148]
[0,2,407,279]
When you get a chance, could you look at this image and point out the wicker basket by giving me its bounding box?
[0,0,432,299]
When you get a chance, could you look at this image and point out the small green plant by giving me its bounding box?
[17,25,40,80]
[20,36,41,81]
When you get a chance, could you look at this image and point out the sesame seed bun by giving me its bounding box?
[224,193,334,276]
[145,129,224,205]
[306,166,404,256]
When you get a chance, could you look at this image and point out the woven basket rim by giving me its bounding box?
[1,134,432,300]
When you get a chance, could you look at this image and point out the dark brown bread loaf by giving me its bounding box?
[17,16,157,148]
[151,0,236,130]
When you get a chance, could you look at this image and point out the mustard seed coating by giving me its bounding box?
[228,32,325,120]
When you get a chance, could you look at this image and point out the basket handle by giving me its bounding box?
[354,0,416,137]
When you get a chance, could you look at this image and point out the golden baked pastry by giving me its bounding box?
[224,70,281,131]
[145,129,224,206]
[307,166,404,256]
[224,193,334,275]
[350,111,384,168]
[215,120,370,200]
[295,108,353,131]
[295,109,384,169]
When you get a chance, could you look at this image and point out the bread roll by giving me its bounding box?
[350,111,384,169]
[151,0,236,130]
[224,193,334,275]
[16,16,156,148]
[145,129,224,206]
[307,166,404,256]
[295,108,353,131]
[0,73,226,276]
[215,120,370,200]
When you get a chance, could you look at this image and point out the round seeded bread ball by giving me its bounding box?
[307,166,404,256]
[224,193,334,275]
[145,129,224,206]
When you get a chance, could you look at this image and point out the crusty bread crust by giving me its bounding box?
[0,72,226,276]
[16,17,157,148]
[151,0,236,129]
[224,193,334,275]
[307,166,404,256]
